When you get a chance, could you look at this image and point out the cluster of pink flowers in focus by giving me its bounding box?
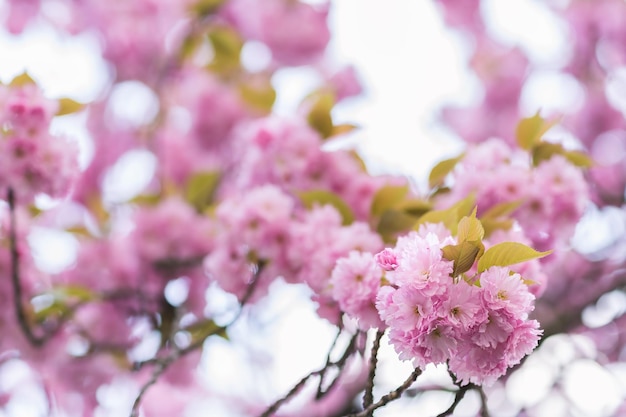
[331,225,542,386]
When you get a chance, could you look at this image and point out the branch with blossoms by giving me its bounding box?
[0,0,610,416]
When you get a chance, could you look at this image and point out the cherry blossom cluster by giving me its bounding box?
[435,139,589,250]
[331,223,543,386]
[0,0,610,415]
[0,82,78,203]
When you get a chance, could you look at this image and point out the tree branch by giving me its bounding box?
[362,330,384,414]
[343,367,422,417]
[129,261,265,417]
[260,332,359,417]
[7,188,46,347]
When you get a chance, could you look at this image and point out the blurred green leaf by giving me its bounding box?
[376,209,418,243]
[9,72,36,87]
[207,26,243,74]
[306,91,335,139]
[516,111,559,150]
[415,194,475,234]
[564,150,594,168]
[56,98,85,116]
[185,171,220,213]
[428,154,463,189]
[371,184,409,217]
[298,189,354,225]
[238,76,276,113]
[191,0,226,16]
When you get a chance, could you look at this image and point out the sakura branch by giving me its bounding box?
[259,331,360,417]
[344,367,423,417]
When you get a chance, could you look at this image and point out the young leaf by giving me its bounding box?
[376,209,419,243]
[207,26,243,74]
[428,154,463,189]
[516,111,559,150]
[477,242,552,272]
[398,199,432,217]
[298,189,355,225]
[442,241,482,277]
[457,207,484,242]
[330,123,358,137]
[481,200,522,219]
[238,76,276,113]
[415,194,475,234]
[9,72,36,87]
[57,98,85,116]
[531,141,565,166]
[564,150,594,168]
[371,184,409,217]
[185,171,220,212]
[306,91,335,138]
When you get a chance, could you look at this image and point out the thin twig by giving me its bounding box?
[362,330,384,413]
[129,261,265,416]
[7,188,45,347]
[316,327,343,399]
[259,333,359,417]
[344,367,422,417]
[435,384,474,417]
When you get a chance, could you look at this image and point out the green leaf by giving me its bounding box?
[238,76,276,113]
[415,194,475,234]
[398,199,432,217]
[191,0,226,16]
[477,242,552,273]
[184,319,229,343]
[130,193,162,206]
[516,111,560,150]
[52,285,96,302]
[481,218,514,238]
[442,241,482,277]
[185,171,220,212]
[457,207,484,242]
[298,190,355,225]
[428,154,464,189]
[376,209,418,243]
[564,150,594,168]
[330,123,359,137]
[532,142,565,166]
[371,184,409,217]
[481,200,523,219]
[207,26,243,74]
[9,72,36,87]
[56,98,85,116]
[306,91,335,139]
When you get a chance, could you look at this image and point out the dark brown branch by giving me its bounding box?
[344,367,422,417]
[259,332,359,417]
[129,261,265,417]
[435,384,475,417]
[362,330,384,414]
[316,327,343,399]
[7,188,46,347]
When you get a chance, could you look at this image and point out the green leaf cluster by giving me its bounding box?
[438,207,552,279]
[369,184,432,242]
[298,189,355,225]
[515,111,593,168]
